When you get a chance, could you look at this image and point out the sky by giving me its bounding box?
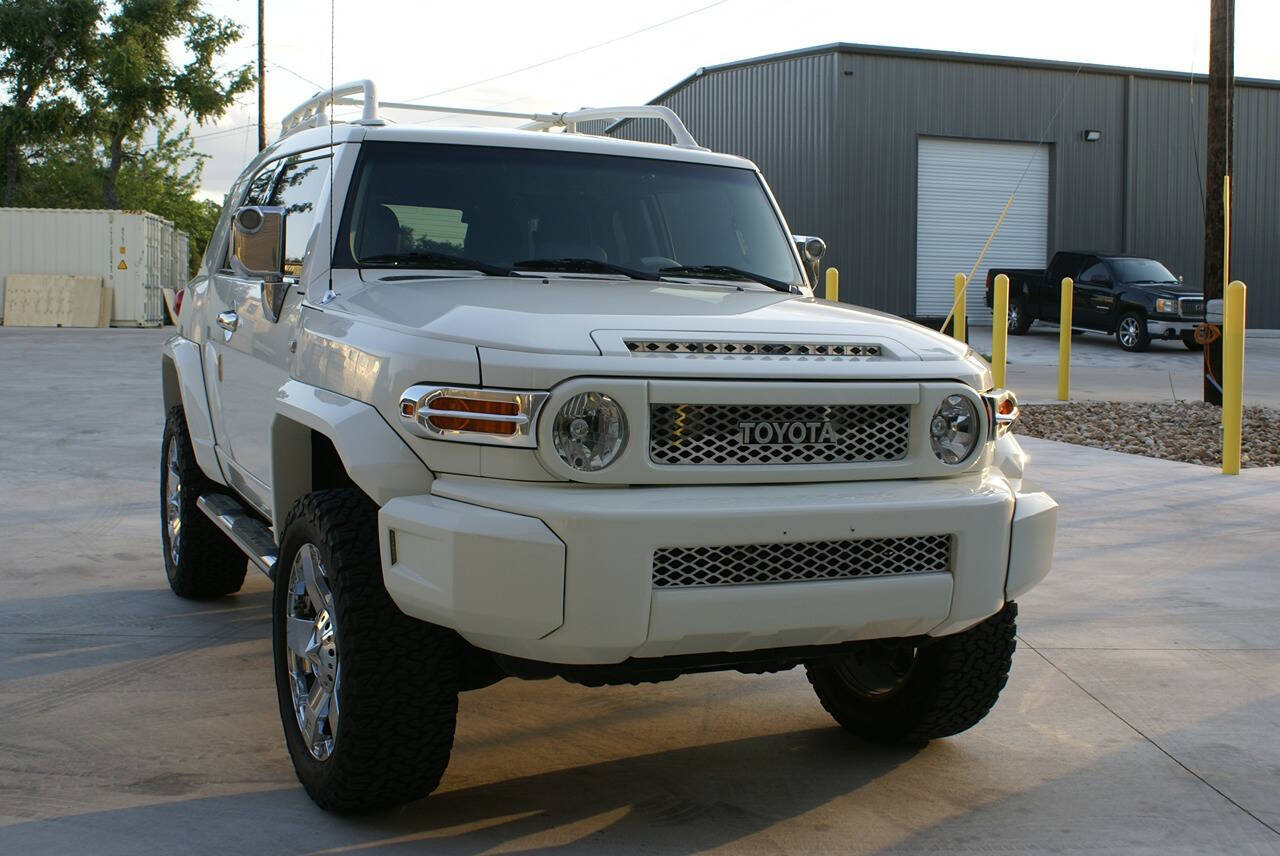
[183,0,1280,199]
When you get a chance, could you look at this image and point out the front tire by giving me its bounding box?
[805,602,1017,743]
[273,489,463,812]
[1116,311,1151,352]
[160,406,247,598]
[1182,331,1203,351]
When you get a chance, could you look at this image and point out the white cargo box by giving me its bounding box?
[0,207,192,327]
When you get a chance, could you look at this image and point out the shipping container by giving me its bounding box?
[0,208,192,326]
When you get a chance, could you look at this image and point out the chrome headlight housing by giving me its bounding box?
[552,392,627,471]
[930,394,981,464]
[1155,297,1179,315]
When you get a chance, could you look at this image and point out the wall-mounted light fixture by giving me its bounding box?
[1082,130,1102,142]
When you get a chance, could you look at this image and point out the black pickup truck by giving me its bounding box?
[985,251,1205,352]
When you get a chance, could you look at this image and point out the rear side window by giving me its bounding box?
[269,155,330,277]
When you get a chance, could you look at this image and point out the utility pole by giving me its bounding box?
[1202,0,1234,405]
[256,0,266,150]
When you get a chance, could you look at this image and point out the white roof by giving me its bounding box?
[270,123,757,170]
[268,78,758,171]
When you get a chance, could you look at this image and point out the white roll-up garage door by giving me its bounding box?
[915,138,1049,323]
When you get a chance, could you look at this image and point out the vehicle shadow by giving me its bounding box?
[0,728,923,855]
[0,584,272,681]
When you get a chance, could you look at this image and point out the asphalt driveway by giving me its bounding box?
[967,325,1280,406]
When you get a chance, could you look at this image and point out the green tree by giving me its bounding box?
[0,0,100,205]
[91,0,251,208]
[18,121,224,275]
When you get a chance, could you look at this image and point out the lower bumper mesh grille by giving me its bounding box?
[652,534,953,588]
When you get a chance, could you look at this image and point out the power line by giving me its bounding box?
[399,0,733,105]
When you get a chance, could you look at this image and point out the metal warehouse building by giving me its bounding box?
[601,43,1280,327]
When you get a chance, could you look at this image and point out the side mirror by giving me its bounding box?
[792,234,826,287]
[230,205,286,282]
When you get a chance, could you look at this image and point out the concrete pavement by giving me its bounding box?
[1,327,1278,854]
[966,326,1280,406]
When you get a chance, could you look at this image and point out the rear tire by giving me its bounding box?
[1007,297,1033,335]
[273,489,463,812]
[806,603,1018,743]
[160,406,247,598]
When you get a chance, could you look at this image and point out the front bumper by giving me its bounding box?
[380,471,1057,665]
[1147,318,1199,337]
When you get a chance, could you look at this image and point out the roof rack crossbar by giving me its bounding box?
[279,81,703,149]
[521,105,702,149]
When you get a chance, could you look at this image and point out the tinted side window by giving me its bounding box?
[269,156,330,276]
[1079,262,1110,284]
[244,163,277,206]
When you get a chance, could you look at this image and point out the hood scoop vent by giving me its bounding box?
[625,340,882,358]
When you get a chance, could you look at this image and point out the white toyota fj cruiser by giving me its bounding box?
[159,81,1057,812]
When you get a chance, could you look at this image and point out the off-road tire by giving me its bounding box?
[806,602,1018,743]
[1116,310,1151,352]
[161,406,247,598]
[1008,297,1033,335]
[1182,331,1203,351]
[273,489,463,812]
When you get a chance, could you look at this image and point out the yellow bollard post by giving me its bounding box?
[1058,277,1073,401]
[1222,280,1247,475]
[952,273,967,342]
[991,273,1009,388]
[824,267,838,302]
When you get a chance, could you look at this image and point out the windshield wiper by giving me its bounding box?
[359,251,511,277]
[658,264,793,294]
[513,257,660,281]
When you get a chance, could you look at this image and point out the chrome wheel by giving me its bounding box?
[833,642,919,701]
[1007,303,1020,332]
[285,544,340,761]
[1118,316,1141,349]
[164,438,182,566]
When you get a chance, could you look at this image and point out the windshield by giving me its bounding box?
[335,142,803,288]
[1110,258,1178,284]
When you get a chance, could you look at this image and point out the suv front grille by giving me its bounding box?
[652,534,953,588]
[649,403,910,466]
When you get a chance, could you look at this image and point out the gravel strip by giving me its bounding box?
[1015,401,1280,468]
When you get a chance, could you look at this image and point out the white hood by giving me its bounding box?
[336,273,969,361]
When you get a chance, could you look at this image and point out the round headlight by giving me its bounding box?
[553,392,627,471]
[930,394,980,464]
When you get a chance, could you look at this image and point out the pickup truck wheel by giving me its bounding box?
[273,489,462,812]
[1116,311,1151,352]
[805,602,1017,743]
[1181,332,1203,351]
[160,406,247,598]
[1007,298,1033,335]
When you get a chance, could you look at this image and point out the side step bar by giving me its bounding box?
[197,494,279,579]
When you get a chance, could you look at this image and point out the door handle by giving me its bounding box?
[216,310,239,341]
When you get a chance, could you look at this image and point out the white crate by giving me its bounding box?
[0,208,192,327]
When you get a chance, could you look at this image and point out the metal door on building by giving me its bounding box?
[915,138,1049,324]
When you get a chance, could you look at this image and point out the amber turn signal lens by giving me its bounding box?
[427,396,520,435]
[997,398,1016,416]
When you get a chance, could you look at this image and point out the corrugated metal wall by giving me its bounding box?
[609,45,1280,326]
[836,53,1126,315]
[609,52,838,283]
